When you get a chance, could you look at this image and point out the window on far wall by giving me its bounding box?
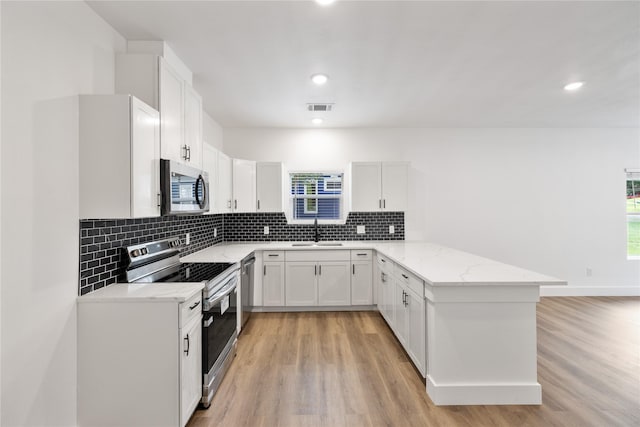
[290,172,343,221]
[627,170,640,258]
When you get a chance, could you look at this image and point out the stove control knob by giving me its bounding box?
[141,248,148,255]
[131,249,140,257]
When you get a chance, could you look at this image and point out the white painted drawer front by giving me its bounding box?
[395,264,424,298]
[180,292,202,327]
[285,250,350,262]
[263,250,285,261]
[351,249,372,261]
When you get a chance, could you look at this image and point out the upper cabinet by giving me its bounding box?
[217,152,233,213]
[256,162,284,213]
[116,54,202,169]
[232,159,256,213]
[350,162,409,212]
[79,95,160,219]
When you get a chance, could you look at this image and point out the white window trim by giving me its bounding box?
[626,168,640,260]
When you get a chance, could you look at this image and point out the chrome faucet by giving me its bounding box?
[314,218,320,242]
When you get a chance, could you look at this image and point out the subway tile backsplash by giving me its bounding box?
[223,212,404,242]
[79,211,403,295]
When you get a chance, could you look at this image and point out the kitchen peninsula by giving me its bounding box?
[182,240,566,406]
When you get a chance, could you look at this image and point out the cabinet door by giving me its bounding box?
[263,262,285,306]
[381,271,394,324]
[285,262,317,306]
[394,282,408,346]
[351,162,382,211]
[180,314,202,427]
[351,261,373,305]
[381,162,408,211]
[183,84,203,169]
[256,162,283,212]
[202,145,218,214]
[318,261,351,306]
[159,58,184,163]
[406,288,425,376]
[130,97,161,218]
[232,159,257,213]
[217,152,233,213]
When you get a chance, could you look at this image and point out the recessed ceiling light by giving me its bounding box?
[311,74,329,85]
[564,81,584,91]
[311,118,323,125]
[315,0,336,6]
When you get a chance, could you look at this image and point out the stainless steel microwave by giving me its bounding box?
[160,159,209,215]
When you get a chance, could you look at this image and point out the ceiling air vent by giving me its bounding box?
[307,103,334,112]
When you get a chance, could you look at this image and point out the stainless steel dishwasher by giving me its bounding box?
[240,254,255,329]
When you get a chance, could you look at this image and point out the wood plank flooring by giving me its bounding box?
[188,297,640,427]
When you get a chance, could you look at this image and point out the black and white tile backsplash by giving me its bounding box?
[223,212,404,242]
[79,211,403,295]
[79,214,223,295]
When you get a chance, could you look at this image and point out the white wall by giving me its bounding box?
[203,112,224,151]
[224,128,640,296]
[1,2,126,425]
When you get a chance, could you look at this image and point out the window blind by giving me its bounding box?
[290,172,343,220]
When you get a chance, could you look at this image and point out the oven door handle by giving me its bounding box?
[203,317,213,328]
[206,280,237,307]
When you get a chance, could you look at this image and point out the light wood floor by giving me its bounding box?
[188,297,640,427]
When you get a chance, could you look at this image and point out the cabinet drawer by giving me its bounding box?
[351,249,372,261]
[394,264,424,298]
[263,250,285,261]
[180,292,203,327]
[285,250,350,262]
[376,253,393,271]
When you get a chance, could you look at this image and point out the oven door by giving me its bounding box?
[202,277,238,389]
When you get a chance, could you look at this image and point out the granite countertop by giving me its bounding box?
[180,241,566,287]
[77,282,204,303]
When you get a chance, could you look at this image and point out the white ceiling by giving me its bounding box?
[87,0,640,129]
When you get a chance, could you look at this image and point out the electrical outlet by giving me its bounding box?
[185,233,190,245]
[357,225,366,234]
[214,228,217,238]
[264,226,270,235]
[389,225,395,234]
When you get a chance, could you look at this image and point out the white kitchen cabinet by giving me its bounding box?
[350,161,409,212]
[232,158,257,213]
[376,253,394,323]
[202,144,218,214]
[180,313,202,427]
[285,261,318,306]
[406,287,425,375]
[79,95,160,219]
[284,250,351,307]
[256,162,284,212]
[394,281,409,346]
[217,151,233,213]
[116,54,202,168]
[351,250,373,305]
[263,251,285,306]
[317,261,351,306]
[78,284,203,427]
[183,84,203,169]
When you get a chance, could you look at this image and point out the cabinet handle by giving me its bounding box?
[357,253,367,256]
[182,144,188,161]
[187,145,192,161]
[402,290,406,305]
[184,334,190,356]
[263,265,266,276]
[314,265,317,275]
[381,272,386,282]
[383,199,386,209]
[401,273,409,279]
[319,265,322,275]
[379,199,382,209]
[352,264,355,275]
[157,193,161,208]
[189,301,200,310]
[380,258,386,263]
[234,200,238,210]
[257,200,260,210]
[227,200,232,209]
[268,254,279,257]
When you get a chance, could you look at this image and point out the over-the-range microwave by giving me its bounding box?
[160,159,209,215]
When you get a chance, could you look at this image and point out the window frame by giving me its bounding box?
[626,169,640,260]
[287,170,346,224]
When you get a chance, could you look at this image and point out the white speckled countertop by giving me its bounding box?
[180,241,566,287]
[77,282,204,302]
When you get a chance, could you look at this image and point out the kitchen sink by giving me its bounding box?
[291,243,314,247]
[315,242,343,246]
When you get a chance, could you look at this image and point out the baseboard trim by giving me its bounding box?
[426,376,542,405]
[251,305,377,313]
[540,286,640,297]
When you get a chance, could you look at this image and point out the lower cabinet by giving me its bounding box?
[317,261,351,306]
[78,288,203,427]
[263,261,285,306]
[351,250,373,305]
[285,261,318,306]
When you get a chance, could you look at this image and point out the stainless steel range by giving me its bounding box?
[124,236,240,408]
